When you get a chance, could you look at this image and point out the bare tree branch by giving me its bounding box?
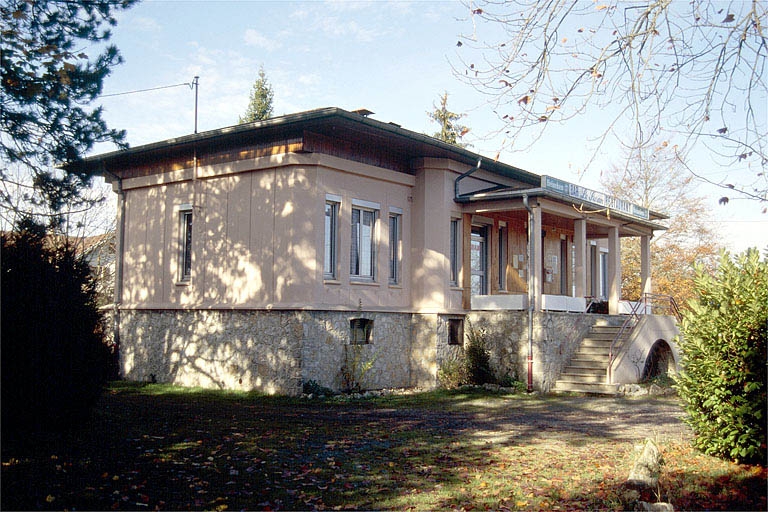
[456,0,767,203]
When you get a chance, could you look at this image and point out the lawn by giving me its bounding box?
[2,383,765,511]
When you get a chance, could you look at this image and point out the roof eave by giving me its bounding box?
[455,187,667,231]
[64,107,542,186]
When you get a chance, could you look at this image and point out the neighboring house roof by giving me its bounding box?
[66,106,667,228]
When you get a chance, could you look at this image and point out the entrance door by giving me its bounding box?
[470,226,488,295]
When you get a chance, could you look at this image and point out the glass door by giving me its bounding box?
[471,226,488,295]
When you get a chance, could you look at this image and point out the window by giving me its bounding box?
[448,318,464,346]
[389,209,402,284]
[350,318,373,345]
[178,206,193,282]
[600,251,609,299]
[498,225,507,291]
[471,226,488,295]
[450,218,460,286]
[324,197,340,279]
[350,201,378,279]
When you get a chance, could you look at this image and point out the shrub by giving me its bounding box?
[437,358,468,389]
[674,249,767,464]
[464,321,496,385]
[302,380,335,396]
[1,226,111,437]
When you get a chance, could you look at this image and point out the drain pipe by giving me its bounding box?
[523,194,534,393]
[454,157,482,200]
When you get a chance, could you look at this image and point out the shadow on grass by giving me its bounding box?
[2,382,764,511]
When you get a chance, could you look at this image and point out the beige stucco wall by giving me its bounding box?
[118,153,419,311]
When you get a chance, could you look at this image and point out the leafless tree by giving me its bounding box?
[455,0,767,205]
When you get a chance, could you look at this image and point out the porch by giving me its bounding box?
[454,174,667,317]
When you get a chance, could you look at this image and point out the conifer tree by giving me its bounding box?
[1,0,136,227]
[239,66,274,123]
[427,91,470,147]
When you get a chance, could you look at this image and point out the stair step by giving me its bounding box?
[557,372,606,383]
[568,352,608,366]
[583,333,619,341]
[553,381,619,395]
[553,323,625,396]
[577,346,611,355]
[580,338,614,347]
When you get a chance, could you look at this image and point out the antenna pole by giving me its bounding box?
[192,76,199,133]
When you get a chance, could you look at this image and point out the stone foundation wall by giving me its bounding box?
[119,309,414,395]
[119,309,304,395]
[301,311,413,391]
[118,308,621,395]
[467,311,621,391]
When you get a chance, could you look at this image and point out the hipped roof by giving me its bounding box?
[67,106,667,226]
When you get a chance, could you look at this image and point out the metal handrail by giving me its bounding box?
[607,293,681,383]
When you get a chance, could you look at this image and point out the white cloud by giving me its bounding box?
[317,17,379,42]
[243,29,282,51]
[297,74,321,86]
[130,16,162,33]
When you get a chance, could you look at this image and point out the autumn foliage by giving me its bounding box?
[675,249,767,465]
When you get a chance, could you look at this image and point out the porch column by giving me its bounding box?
[607,226,621,314]
[640,235,652,296]
[530,204,543,312]
[461,213,472,310]
[574,219,587,298]
[490,218,500,294]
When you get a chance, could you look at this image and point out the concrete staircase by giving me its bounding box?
[553,325,622,395]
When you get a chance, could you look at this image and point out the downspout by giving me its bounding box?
[454,157,482,200]
[523,194,534,393]
[102,164,125,374]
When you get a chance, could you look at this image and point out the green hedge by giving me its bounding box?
[675,249,767,464]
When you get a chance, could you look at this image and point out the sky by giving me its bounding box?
[91,0,768,253]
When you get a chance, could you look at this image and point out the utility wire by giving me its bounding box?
[101,81,193,98]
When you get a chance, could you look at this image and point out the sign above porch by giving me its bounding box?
[541,176,650,221]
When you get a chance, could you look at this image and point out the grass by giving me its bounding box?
[2,382,765,511]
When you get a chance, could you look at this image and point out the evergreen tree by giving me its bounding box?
[427,91,470,147]
[1,0,136,227]
[239,66,274,123]
[1,224,113,436]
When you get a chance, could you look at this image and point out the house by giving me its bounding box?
[69,107,680,395]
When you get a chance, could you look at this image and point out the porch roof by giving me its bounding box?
[455,185,668,236]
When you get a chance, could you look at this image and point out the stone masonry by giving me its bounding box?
[118,309,621,395]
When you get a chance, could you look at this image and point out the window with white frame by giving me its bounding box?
[178,205,193,282]
[450,218,460,286]
[350,199,378,280]
[324,195,341,279]
[389,208,402,285]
